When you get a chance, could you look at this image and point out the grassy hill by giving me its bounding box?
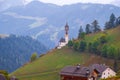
[10,26,120,80]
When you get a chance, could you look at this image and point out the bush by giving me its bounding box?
[73,42,79,51]
[30,53,38,62]
[68,40,73,48]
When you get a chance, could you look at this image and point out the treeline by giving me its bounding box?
[0,35,48,73]
[78,13,120,36]
[68,13,120,60]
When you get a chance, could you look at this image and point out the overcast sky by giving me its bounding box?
[25,0,120,6]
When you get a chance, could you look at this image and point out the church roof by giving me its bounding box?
[59,37,66,42]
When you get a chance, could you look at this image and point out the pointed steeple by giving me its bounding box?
[65,22,69,35]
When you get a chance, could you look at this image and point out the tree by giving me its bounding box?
[104,22,110,30]
[85,24,91,34]
[73,42,79,51]
[91,41,100,54]
[31,53,38,62]
[113,59,118,72]
[92,20,101,32]
[79,40,87,52]
[115,16,120,27]
[99,34,107,44]
[107,46,116,59]
[80,32,86,39]
[68,40,73,48]
[101,45,108,57]
[109,13,116,28]
[88,42,92,53]
[78,26,84,39]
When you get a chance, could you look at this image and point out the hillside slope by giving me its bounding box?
[10,26,120,80]
[0,35,48,73]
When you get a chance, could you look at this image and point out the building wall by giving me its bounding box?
[101,68,116,79]
[57,42,66,49]
[61,75,88,80]
[65,34,69,44]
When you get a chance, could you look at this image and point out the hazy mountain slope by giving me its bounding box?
[0,34,48,72]
[10,26,120,80]
[0,1,120,48]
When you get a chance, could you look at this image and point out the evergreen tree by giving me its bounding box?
[101,45,108,57]
[88,42,92,53]
[107,46,116,59]
[73,42,79,51]
[79,40,87,52]
[115,16,120,27]
[85,24,91,34]
[104,22,110,30]
[91,41,100,54]
[109,13,116,28]
[68,40,73,48]
[78,26,84,39]
[113,59,118,72]
[92,20,101,32]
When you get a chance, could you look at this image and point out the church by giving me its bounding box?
[57,23,69,49]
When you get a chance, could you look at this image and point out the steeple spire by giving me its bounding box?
[65,22,69,35]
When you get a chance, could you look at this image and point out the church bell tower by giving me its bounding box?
[65,22,69,44]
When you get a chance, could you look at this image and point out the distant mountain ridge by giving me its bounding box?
[0,1,120,48]
[0,34,48,72]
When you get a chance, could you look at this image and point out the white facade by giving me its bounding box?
[101,68,116,79]
[57,42,66,49]
[65,34,69,44]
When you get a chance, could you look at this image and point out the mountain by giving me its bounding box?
[0,34,48,72]
[10,26,120,80]
[0,1,120,48]
[0,0,25,12]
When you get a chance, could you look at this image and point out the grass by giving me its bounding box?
[10,47,120,80]
[85,26,120,48]
[10,26,120,80]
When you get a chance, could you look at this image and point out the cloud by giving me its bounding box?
[35,0,115,6]
[3,12,47,29]
[111,0,120,7]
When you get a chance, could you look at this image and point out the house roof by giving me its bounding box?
[0,74,6,80]
[59,37,65,42]
[60,65,91,77]
[60,64,109,77]
[90,64,108,74]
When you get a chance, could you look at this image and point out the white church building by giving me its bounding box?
[57,23,69,49]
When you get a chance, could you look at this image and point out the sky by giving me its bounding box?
[25,0,120,6]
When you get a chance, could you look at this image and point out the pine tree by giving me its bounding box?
[68,40,73,48]
[109,13,116,28]
[79,40,87,52]
[104,22,110,30]
[78,26,84,39]
[85,24,91,34]
[92,20,101,32]
[115,16,120,27]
